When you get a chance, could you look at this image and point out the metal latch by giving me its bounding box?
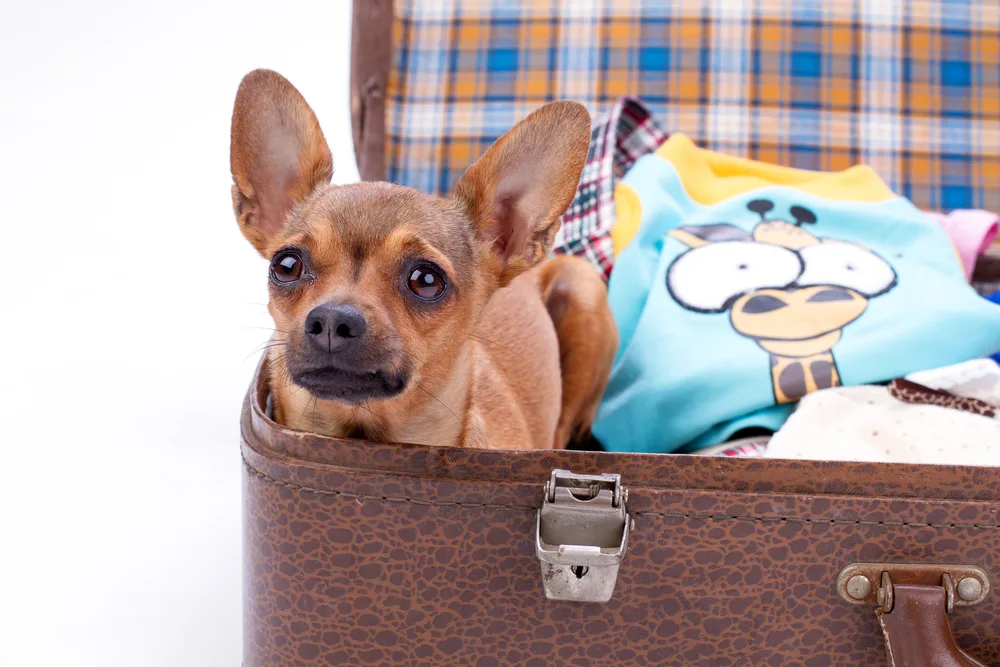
[535,469,630,603]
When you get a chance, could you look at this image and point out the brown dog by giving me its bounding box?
[230,69,617,449]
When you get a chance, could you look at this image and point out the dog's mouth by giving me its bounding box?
[291,365,410,404]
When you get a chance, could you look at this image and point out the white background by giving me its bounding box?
[0,1,358,664]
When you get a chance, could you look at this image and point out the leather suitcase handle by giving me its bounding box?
[879,584,987,666]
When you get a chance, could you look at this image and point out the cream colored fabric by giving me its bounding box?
[765,360,1000,465]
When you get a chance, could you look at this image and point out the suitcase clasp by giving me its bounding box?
[535,469,630,603]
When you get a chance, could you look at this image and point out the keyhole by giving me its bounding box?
[571,565,589,579]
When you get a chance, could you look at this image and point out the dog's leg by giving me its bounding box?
[538,255,619,449]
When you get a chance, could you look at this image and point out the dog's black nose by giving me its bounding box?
[304,303,368,352]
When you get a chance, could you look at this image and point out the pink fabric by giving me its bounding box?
[928,209,999,282]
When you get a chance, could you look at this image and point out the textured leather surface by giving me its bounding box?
[243,369,1000,666]
[879,584,987,667]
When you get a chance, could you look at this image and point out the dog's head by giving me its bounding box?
[230,70,590,406]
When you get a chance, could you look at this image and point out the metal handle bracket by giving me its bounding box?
[837,562,990,610]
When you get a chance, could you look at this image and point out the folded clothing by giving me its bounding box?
[689,437,769,458]
[763,384,999,465]
[550,98,666,281]
[928,210,998,282]
[764,359,1000,465]
[592,133,1000,454]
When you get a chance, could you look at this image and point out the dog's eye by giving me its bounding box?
[270,251,304,284]
[408,264,446,300]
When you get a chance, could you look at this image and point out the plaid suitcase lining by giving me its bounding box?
[387,1,1000,212]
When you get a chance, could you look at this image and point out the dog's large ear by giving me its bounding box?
[230,69,333,256]
[454,101,591,286]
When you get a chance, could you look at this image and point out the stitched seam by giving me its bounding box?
[634,511,1000,530]
[879,615,895,667]
[245,460,1000,529]
[244,461,535,511]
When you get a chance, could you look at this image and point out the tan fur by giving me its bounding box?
[230,69,617,449]
[539,256,619,449]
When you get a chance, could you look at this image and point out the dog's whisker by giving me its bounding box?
[467,333,528,362]
[370,332,403,344]
[415,383,461,424]
[356,401,379,421]
[295,394,318,429]
[254,342,289,353]
[398,348,427,366]
[271,380,302,394]
[261,353,296,390]
[259,351,284,367]
[241,325,295,335]
[243,341,289,364]
[262,363,290,383]
[267,369,307,397]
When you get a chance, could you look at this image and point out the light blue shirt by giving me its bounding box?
[592,155,1000,454]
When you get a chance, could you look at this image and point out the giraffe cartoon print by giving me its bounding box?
[666,199,898,404]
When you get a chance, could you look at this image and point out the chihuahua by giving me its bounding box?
[229,69,617,449]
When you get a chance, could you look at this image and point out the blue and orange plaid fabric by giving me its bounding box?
[386,1,1000,212]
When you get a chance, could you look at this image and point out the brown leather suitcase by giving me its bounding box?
[243,365,1000,666]
[242,3,1000,664]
